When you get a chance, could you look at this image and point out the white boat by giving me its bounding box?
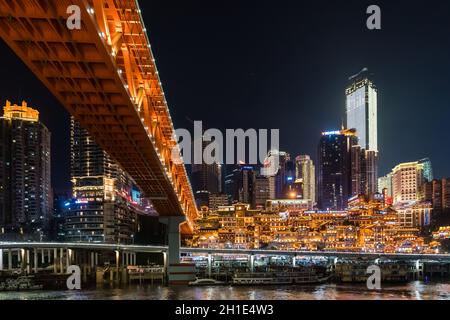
[188,278,226,286]
[232,272,331,286]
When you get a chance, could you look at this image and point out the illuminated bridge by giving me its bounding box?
[0,0,198,282]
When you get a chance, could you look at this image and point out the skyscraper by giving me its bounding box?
[350,147,378,197]
[270,151,290,199]
[191,140,222,195]
[0,101,51,240]
[346,68,378,152]
[66,117,143,243]
[239,165,256,208]
[224,165,240,203]
[346,68,379,198]
[294,155,316,203]
[224,164,257,208]
[254,175,271,208]
[318,129,357,210]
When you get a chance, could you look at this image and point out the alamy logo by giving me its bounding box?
[66,5,81,30]
[366,265,381,290]
[172,121,280,176]
[66,265,81,290]
[366,5,381,30]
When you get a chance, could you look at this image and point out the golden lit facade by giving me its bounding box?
[3,100,39,122]
[192,198,434,253]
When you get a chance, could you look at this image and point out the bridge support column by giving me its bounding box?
[26,250,30,274]
[66,249,70,269]
[33,248,38,273]
[60,248,64,274]
[8,250,12,270]
[53,249,57,273]
[0,249,3,271]
[207,254,212,278]
[163,252,167,273]
[160,216,195,285]
[292,256,296,268]
[248,254,255,273]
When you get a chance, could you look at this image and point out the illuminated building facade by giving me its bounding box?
[192,198,430,253]
[65,118,144,243]
[394,201,433,228]
[345,68,378,152]
[0,101,51,240]
[392,161,427,205]
[295,155,316,203]
[345,69,379,199]
[318,129,357,210]
[208,193,230,211]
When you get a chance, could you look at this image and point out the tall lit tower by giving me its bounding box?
[346,68,378,198]
[346,68,378,152]
[295,155,316,203]
[318,129,357,210]
[0,101,51,240]
[67,117,144,243]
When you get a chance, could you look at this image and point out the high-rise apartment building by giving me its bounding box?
[66,117,144,243]
[0,101,51,240]
[294,155,316,203]
[318,129,357,210]
[391,161,427,205]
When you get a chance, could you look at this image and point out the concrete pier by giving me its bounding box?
[160,216,196,285]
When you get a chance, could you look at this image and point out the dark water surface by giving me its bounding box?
[0,281,449,300]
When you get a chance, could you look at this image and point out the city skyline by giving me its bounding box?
[0,0,450,303]
[1,1,450,192]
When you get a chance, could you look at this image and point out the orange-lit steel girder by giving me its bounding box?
[0,0,197,233]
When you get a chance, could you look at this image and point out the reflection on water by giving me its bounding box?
[0,282,449,300]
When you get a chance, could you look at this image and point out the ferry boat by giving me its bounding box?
[0,276,43,291]
[232,270,331,286]
[188,278,226,286]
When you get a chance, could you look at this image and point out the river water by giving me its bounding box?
[0,281,449,300]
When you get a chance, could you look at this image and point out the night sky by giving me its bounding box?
[1,0,450,192]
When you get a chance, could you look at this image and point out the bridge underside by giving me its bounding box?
[0,0,197,233]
